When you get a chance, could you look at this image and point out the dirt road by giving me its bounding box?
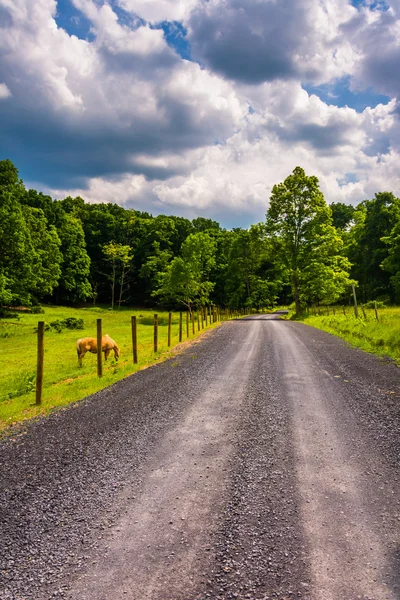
[1,316,400,600]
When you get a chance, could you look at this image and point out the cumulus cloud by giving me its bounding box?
[345,5,400,100]
[148,83,400,225]
[187,0,358,85]
[46,80,400,228]
[0,82,11,98]
[0,0,244,186]
[1,0,400,227]
[115,0,198,23]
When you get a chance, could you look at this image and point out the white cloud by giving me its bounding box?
[0,82,11,98]
[115,0,198,22]
[1,0,400,228]
[47,82,400,227]
[0,0,244,186]
[186,0,359,86]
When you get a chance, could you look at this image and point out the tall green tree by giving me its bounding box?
[22,206,62,297]
[346,192,400,302]
[381,220,400,303]
[266,167,352,314]
[53,214,92,304]
[224,226,280,309]
[0,160,62,305]
[102,242,134,308]
[154,232,216,313]
[139,241,172,301]
[0,187,34,305]
[330,202,355,230]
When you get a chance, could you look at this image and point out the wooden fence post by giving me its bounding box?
[179,311,183,342]
[352,284,359,318]
[201,307,204,329]
[131,316,138,364]
[205,307,208,326]
[154,314,158,353]
[361,305,367,320]
[186,311,189,337]
[36,321,45,405]
[374,301,379,322]
[168,312,172,347]
[192,310,195,335]
[97,318,102,378]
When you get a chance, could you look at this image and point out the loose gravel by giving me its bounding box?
[1,317,399,600]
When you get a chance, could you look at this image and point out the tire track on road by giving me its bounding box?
[66,321,264,600]
[272,320,400,600]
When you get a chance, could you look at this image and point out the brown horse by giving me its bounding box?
[76,334,120,366]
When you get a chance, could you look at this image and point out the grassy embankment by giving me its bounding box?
[0,306,223,433]
[298,305,400,365]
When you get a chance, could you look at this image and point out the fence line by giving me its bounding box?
[33,307,249,401]
[310,303,380,322]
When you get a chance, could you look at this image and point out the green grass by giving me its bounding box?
[0,305,223,433]
[299,306,400,364]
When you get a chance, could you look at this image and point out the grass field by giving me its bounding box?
[299,305,400,365]
[0,305,223,433]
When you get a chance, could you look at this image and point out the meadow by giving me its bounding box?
[300,305,400,364]
[0,305,223,433]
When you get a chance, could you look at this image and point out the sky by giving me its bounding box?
[0,0,399,228]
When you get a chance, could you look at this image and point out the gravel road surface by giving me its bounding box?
[1,316,400,600]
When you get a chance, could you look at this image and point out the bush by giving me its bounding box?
[61,317,84,330]
[0,308,19,319]
[364,300,386,309]
[34,317,84,333]
[29,306,45,314]
[139,315,169,326]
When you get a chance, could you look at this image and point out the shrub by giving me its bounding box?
[0,308,19,319]
[139,315,169,326]
[34,317,84,333]
[364,300,386,309]
[61,317,84,330]
[29,306,45,314]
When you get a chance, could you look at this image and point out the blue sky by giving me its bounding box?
[55,1,192,59]
[55,0,94,39]
[0,0,399,227]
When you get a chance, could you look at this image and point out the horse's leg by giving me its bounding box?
[77,348,84,367]
[104,349,110,361]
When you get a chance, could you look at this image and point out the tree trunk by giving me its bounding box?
[118,268,125,309]
[292,271,301,316]
[111,261,116,309]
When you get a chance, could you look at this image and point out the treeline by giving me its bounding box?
[1,159,399,313]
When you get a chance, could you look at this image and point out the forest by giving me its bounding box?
[1,158,400,315]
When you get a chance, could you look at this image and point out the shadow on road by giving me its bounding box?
[231,313,288,321]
